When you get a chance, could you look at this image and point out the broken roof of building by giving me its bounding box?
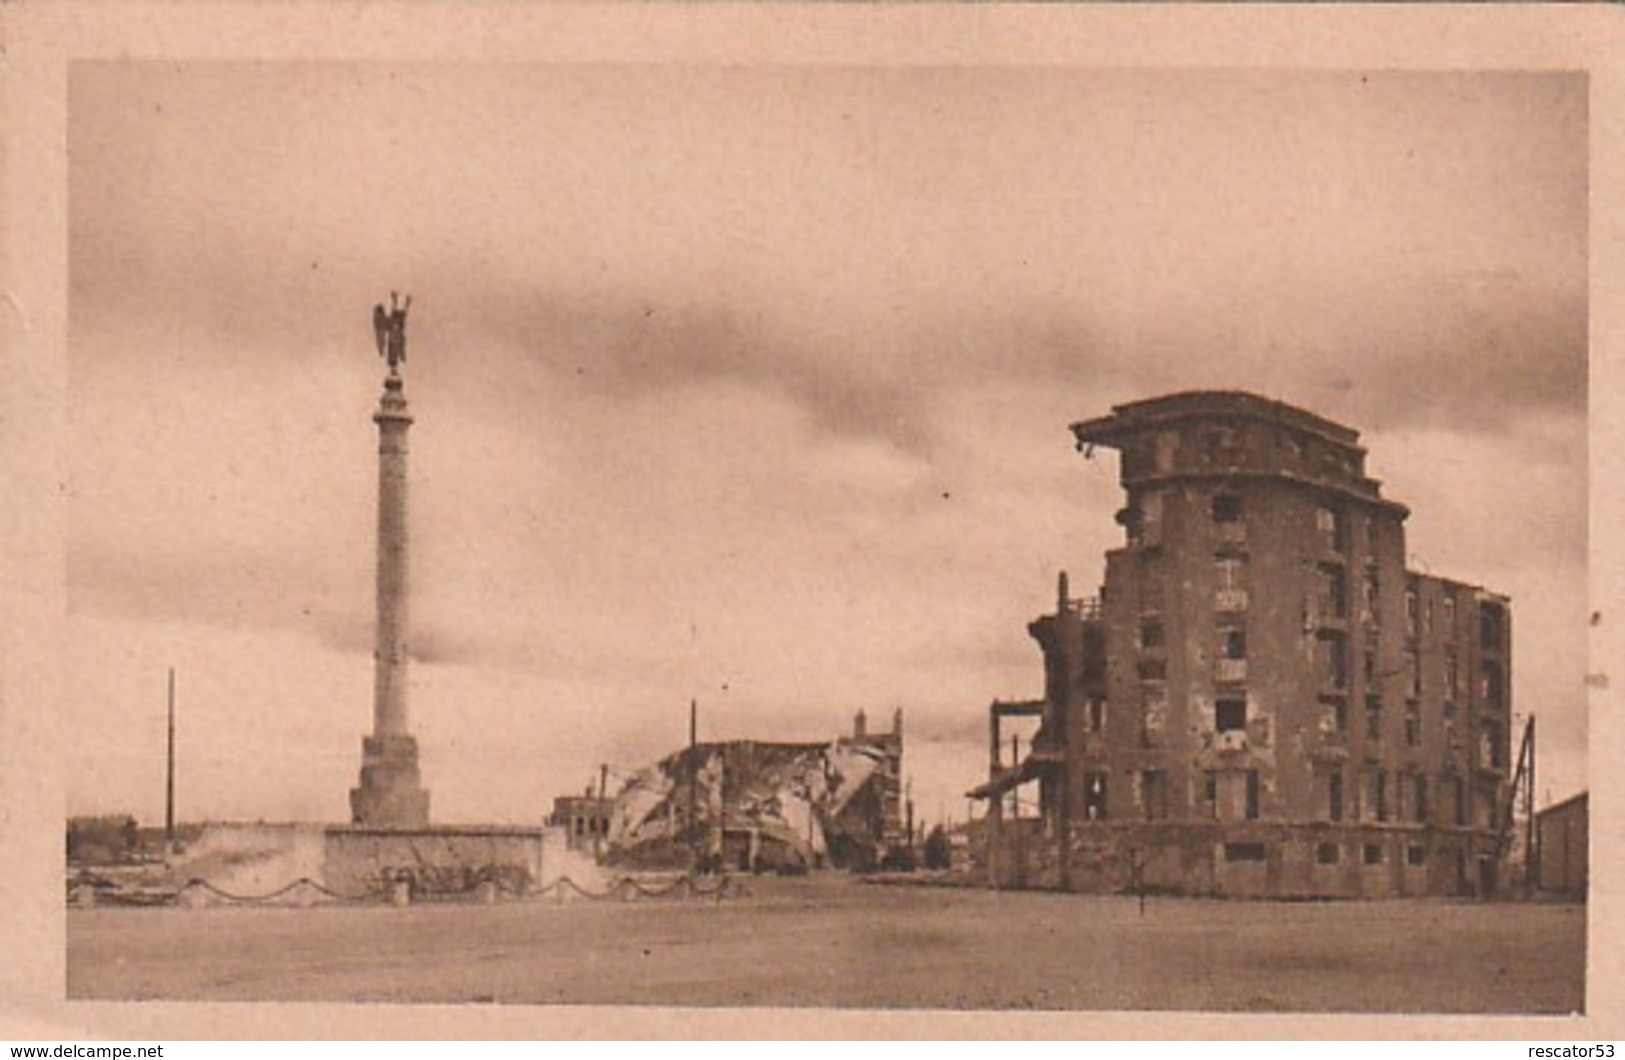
[1071,390,1364,452]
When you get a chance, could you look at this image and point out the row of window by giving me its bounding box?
[1223,842,1427,867]
[1070,760,1494,826]
[1127,489,1506,654]
[1130,424,1363,483]
[1140,598,1498,711]
[1320,768,1484,826]
[1086,687,1500,767]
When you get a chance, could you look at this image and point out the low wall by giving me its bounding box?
[168,822,327,898]
[168,821,548,902]
[323,825,546,898]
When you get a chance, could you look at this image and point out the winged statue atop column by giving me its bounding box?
[373,291,413,375]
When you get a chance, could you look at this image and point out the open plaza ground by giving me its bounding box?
[66,875,1585,1013]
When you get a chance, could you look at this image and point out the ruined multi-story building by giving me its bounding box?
[548,789,614,852]
[974,391,1513,898]
[610,710,904,872]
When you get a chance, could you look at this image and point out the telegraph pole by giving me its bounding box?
[905,776,915,848]
[1010,732,1021,884]
[165,667,176,849]
[1010,733,1021,819]
[688,699,699,870]
[1525,715,1538,893]
[595,762,608,865]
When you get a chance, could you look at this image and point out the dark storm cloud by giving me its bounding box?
[68,539,666,682]
[445,282,1115,456]
[1111,266,1586,439]
[1350,274,1586,433]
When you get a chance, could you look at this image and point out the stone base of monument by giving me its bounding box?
[169,821,547,905]
[348,734,430,829]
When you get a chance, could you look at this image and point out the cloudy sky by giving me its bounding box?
[65,63,1586,828]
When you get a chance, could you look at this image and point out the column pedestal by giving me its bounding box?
[350,734,430,828]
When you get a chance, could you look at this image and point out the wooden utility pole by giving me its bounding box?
[688,699,699,869]
[165,667,176,848]
[905,776,915,848]
[806,796,815,869]
[1525,715,1538,893]
[594,762,608,865]
[716,753,727,871]
[1010,732,1021,884]
[1010,733,1021,818]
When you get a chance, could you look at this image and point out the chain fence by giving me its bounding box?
[66,867,745,909]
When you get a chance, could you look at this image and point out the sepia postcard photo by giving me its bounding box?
[2,1,1619,1041]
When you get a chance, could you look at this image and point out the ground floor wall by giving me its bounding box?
[984,819,1502,899]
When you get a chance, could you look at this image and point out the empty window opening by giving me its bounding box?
[1376,769,1390,822]
[1139,556,1165,610]
[1083,772,1108,821]
[1140,686,1166,748]
[1365,695,1383,741]
[1481,720,1505,770]
[1214,554,1247,590]
[1316,843,1341,866]
[1215,698,1248,733]
[1406,845,1427,867]
[1316,504,1348,552]
[1224,842,1267,863]
[1154,430,1179,472]
[1414,774,1429,823]
[1139,770,1166,821]
[1322,694,1348,733]
[1084,697,1107,733]
[1320,631,1349,690]
[1405,584,1420,638]
[1212,494,1244,523]
[1481,602,1505,650]
[1363,843,1384,866]
[1319,563,1348,619]
[1328,771,1344,822]
[1245,770,1260,820]
[1405,701,1422,747]
[1203,771,1219,820]
[1139,620,1165,651]
[1219,628,1247,660]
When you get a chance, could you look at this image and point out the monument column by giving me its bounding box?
[350,293,430,828]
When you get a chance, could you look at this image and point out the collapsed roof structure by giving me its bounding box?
[610,710,904,872]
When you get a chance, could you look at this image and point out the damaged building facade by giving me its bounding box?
[975,392,1513,898]
[610,711,904,872]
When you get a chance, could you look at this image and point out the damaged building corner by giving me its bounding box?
[973,391,1518,899]
[608,710,906,873]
